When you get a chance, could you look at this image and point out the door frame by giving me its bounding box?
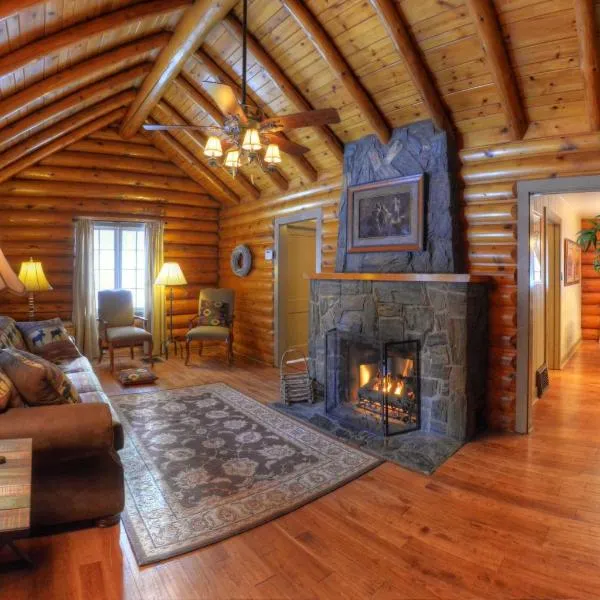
[545,210,562,370]
[517,175,600,433]
[273,208,323,367]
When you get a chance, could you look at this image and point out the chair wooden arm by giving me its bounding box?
[96,318,109,340]
[134,316,148,329]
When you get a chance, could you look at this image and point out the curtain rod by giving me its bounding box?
[72,216,163,224]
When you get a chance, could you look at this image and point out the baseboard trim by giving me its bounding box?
[560,337,582,369]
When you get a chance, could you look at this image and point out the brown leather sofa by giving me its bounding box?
[0,317,124,528]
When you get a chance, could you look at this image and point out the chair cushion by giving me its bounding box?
[17,318,80,362]
[0,348,80,406]
[106,326,152,343]
[187,326,230,341]
[0,366,24,412]
[198,299,229,327]
[199,288,235,323]
[98,289,134,328]
[0,317,26,351]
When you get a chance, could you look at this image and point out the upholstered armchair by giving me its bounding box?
[186,288,234,365]
[97,289,153,371]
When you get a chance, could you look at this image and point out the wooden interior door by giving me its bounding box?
[278,221,317,357]
[546,221,561,370]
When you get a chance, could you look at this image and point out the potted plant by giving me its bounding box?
[577,216,600,270]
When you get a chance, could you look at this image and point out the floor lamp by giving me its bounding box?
[155,262,187,359]
[18,258,53,321]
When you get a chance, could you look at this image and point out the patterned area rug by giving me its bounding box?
[111,383,381,565]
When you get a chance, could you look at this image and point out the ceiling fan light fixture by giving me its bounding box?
[204,135,223,158]
[264,143,281,164]
[242,128,261,151]
[224,149,241,171]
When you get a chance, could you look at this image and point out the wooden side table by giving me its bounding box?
[0,438,33,568]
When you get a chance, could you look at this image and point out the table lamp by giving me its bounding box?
[18,258,53,321]
[155,262,187,357]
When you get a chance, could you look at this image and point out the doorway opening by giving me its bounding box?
[518,178,600,433]
[274,210,322,367]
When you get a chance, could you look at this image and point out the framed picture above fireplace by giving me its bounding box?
[347,174,424,253]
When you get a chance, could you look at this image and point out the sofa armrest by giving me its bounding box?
[0,403,115,463]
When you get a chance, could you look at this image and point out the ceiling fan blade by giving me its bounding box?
[263,133,310,156]
[202,82,247,122]
[143,124,221,131]
[260,108,340,132]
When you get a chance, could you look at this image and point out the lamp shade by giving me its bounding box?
[264,143,281,164]
[18,258,52,292]
[155,262,187,286]
[0,248,25,294]
[224,149,240,169]
[241,128,261,151]
[204,135,223,158]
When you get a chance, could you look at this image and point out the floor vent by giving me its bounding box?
[536,363,550,398]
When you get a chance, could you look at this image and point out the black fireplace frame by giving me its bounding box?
[324,328,421,437]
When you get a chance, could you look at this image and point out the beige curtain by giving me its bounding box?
[145,221,166,356]
[73,219,99,359]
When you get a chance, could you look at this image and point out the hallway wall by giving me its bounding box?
[582,218,600,342]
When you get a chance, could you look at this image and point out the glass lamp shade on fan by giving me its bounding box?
[18,258,52,321]
[155,262,187,357]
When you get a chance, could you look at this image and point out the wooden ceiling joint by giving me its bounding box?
[120,0,239,138]
[0,1,42,22]
[280,0,391,145]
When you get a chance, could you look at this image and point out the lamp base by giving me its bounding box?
[27,292,36,321]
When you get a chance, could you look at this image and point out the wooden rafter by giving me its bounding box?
[120,0,238,138]
[144,122,240,207]
[178,74,226,127]
[153,96,261,200]
[368,0,452,133]
[0,33,168,129]
[280,0,391,145]
[464,0,527,140]
[222,13,344,163]
[192,49,314,184]
[575,0,600,130]
[0,0,190,80]
[0,64,150,153]
[0,105,129,184]
[0,1,41,21]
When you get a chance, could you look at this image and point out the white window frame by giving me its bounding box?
[94,221,146,315]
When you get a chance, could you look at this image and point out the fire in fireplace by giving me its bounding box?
[324,331,420,437]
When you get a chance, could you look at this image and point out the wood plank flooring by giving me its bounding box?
[2,342,600,599]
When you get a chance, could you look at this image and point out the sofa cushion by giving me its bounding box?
[53,356,92,374]
[198,299,229,327]
[0,317,26,351]
[0,348,80,406]
[187,325,230,341]
[68,371,104,395]
[17,318,80,362]
[106,326,152,343]
[79,391,124,450]
[0,366,24,412]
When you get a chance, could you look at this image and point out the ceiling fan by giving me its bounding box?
[142,0,340,176]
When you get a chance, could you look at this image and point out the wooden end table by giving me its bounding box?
[0,438,33,569]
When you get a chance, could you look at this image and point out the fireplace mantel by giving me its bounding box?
[307,273,490,284]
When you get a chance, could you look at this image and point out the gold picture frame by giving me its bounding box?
[564,238,581,286]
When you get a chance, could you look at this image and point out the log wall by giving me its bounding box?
[581,218,600,342]
[0,128,219,339]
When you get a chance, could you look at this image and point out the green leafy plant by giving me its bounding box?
[577,216,600,271]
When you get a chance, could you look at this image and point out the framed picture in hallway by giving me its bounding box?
[346,174,425,253]
[564,238,581,286]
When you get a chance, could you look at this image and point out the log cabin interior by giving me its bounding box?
[2,0,600,597]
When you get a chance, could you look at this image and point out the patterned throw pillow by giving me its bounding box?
[198,300,229,327]
[0,366,24,412]
[118,367,158,386]
[0,317,26,351]
[17,318,80,362]
[0,348,80,406]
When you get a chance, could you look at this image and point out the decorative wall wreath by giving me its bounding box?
[230,244,252,277]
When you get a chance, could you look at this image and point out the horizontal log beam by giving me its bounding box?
[0,0,190,80]
[0,1,41,21]
[121,0,238,138]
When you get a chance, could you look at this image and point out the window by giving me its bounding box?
[93,223,146,314]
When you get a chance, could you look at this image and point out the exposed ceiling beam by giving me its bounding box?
[0,32,169,129]
[0,0,190,80]
[153,97,261,201]
[0,64,150,153]
[368,0,452,134]
[144,121,240,206]
[280,0,391,145]
[192,49,314,184]
[0,92,134,172]
[0,106,128,184]
[0,1,41,21]
[222,13,344,163]
[120,0,239,138]
[464,0,527,140]
[575,0,600,130]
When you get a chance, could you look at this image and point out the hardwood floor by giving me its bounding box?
[3,342,600,599]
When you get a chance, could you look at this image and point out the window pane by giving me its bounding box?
[99,229,114,250]
[99,249,114,269]
[135,291,145,312]
[122,269,136,288]
[122,230,136,251]
[122,250,137,269]
[99,270,114,291]
[136,270,145,290]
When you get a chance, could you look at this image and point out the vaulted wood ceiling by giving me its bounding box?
[0,0,596,204]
